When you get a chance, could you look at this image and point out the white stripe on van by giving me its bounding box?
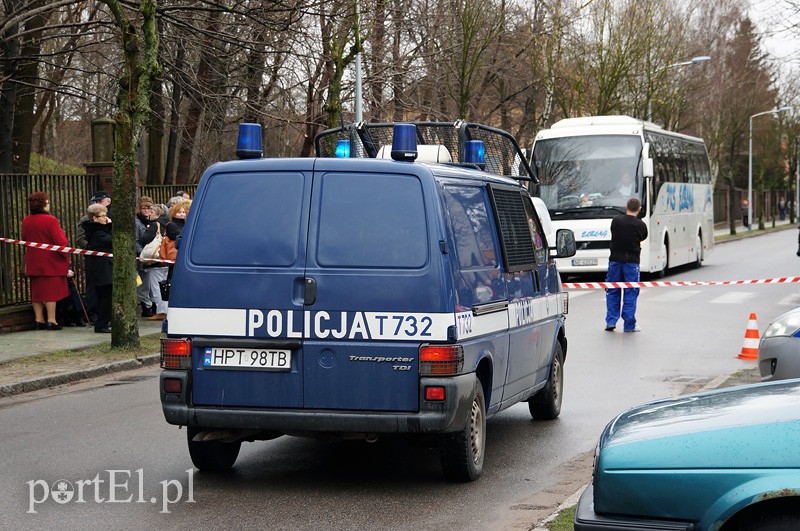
[167,308,454,341]
[456,293,564,340]
[167,294,566,341]
[168,308,247,336]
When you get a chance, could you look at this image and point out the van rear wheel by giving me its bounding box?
[440,382,486,482]
[529,342,564,420]
[187,427,241,472]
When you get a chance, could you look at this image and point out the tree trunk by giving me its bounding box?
[176,12,219,184]
[163,40,185,185]
[102,0,161,348]
[0,13,19,173]
[146,75,165,184]
[11,3,46,173]
[727,174,736,235]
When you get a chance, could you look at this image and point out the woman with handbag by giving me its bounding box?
[164,201,188,260]
[82,203,113,333]
[158,201,190,303]
[138,203,170,321]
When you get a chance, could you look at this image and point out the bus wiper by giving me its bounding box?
[555,205,624,214]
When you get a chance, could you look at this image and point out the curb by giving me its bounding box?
[0,353,160,398]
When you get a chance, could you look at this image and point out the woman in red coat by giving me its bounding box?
[21,192,73,330]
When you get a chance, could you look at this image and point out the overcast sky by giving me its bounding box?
[750,0,799,64]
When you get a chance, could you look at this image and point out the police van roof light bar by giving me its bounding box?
[391,123,418,161]
[464,140,485,168]
[236,123,263,159]
[335,139,351,158]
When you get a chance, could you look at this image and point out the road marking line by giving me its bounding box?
[709,292,755,304]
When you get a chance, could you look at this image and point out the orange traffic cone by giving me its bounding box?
[737,313,760,360]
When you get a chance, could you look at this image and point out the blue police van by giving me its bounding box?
[159,121,576,481]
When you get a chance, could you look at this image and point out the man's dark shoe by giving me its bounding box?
[140,302,154,317]
[605,326,615,331]
[95,327,112,333]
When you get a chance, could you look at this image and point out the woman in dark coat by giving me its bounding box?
[82,203,113,333]
[21,191,72,330]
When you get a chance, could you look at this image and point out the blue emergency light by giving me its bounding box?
[464,140,485,167]
[335,139,351,158]
[236,123,263,159]
[391,123,418,161]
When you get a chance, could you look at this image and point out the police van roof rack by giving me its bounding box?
[314,120,537,183]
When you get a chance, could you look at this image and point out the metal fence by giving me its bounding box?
[140,184,198,207]
[0,174,102,306]
[0,175,197,308]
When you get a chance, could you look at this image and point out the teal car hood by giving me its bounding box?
[593,380,800,526]
[602,379,800,469]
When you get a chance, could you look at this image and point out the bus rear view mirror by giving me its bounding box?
[554,229,577,258]
[643,157,654,178]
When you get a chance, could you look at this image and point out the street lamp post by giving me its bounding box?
[748,106,793,232]
[647,55,711,122]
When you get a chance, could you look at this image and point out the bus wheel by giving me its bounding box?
[693,233,703,268]
[656,238,669,278]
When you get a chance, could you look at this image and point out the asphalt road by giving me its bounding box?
[1,229,797,529]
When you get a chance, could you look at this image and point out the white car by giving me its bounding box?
[758,307,800,381]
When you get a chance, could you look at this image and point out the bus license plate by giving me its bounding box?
[572,258,598,266]
[203,347,291,370]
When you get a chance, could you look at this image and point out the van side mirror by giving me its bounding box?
[554,229,576,258]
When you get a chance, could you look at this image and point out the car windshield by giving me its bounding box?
[532,135,643,217]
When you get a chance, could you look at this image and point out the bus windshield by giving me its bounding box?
[532,135,643,215]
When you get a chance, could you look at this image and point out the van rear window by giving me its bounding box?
[315,172,427,268]
[190,172,306,266]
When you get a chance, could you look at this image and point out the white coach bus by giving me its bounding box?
[530,115,714,276]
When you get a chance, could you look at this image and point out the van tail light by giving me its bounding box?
[420,344,463,375]
[161,338,192,370]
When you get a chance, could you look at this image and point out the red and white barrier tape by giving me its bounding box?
[0,237,175,265]
[4,236,797,286]
[563,277,800,289]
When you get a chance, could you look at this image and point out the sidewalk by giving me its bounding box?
[0,318,163,364]
[713,217,794,239]
[0,317,163,398]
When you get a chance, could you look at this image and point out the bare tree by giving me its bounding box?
[100,0,161,347]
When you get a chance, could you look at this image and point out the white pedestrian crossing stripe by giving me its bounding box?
[709,292,756,304]
[647,290,701,302]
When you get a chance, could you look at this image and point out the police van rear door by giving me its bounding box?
[301,159,452,411]
[170,160,313,408]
